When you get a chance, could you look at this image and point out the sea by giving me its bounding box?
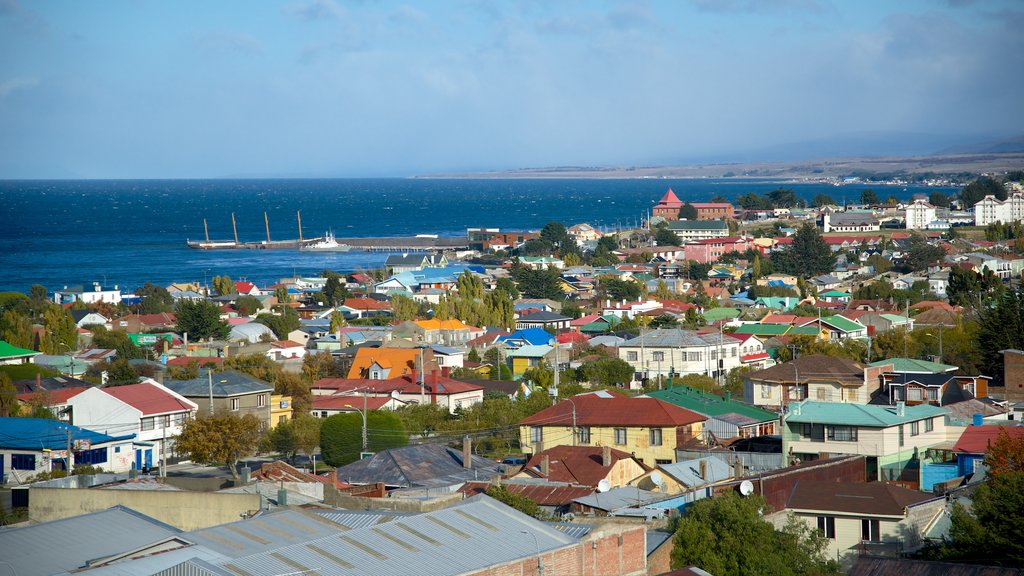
[0,178,959,293]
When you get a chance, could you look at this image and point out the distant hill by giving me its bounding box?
[935,135,1024,155]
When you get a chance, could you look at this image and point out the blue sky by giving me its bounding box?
[1,0,1022,178]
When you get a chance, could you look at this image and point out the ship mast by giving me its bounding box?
[232,212,239,244]
[297,210,303,243]
[264,212,271,243]
[203,218,210,243]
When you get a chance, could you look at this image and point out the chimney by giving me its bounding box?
[492,474,502,487]
[732,458,743,478]
[540,455,549,478]
[463,436,472,469]
[441,366,450,378]
[36,373,41,392]
[433,369,440,386]
[602,446,612,467]
[699,460,708,480]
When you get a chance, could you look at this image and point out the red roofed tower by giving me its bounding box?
[653,188,685,221]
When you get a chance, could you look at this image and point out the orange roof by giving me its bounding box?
[347,347,422,378]
[414,318,471,331]
[270,340,304,348]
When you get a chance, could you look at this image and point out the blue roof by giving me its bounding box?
[497,327,553,347]
[0,418,135,451]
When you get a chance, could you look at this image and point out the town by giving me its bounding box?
[2,174,1024,576]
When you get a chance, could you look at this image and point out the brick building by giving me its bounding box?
[1000,349,1024,401]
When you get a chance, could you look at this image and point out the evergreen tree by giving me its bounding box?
[41,306,77,354]
[771,223,836,278]
[678,203,698,220]
[175,299,229,340]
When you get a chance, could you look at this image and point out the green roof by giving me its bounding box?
[818,290,851,298]
[0,340,39,359]
[754,297,800,311]
[703,308,740,322]
[869,357,957,374]
[786,325,820,336]
[786,400,946,427]
[667,220,728,231]
[818,315,864,333]
[733,324,791,336]
[648,386,777,423]
[879,314,911,324]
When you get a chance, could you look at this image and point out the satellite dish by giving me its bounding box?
[390,390,401,399]
[597,479,612,493]
[649,472,664,487]
[739,480,754,496]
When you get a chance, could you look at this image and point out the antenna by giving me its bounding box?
[597,479,611,493]
[739,480,754,496]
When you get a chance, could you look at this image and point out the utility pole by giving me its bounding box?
[66,427,73,473]
[207,370,214,416]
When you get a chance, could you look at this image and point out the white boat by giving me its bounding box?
[300,231,352,252]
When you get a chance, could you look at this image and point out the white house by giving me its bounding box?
[904,199,937,230]
[266,340,307,361]
[54,283,123,305]
[66,381,197,471]
[617,329,741,382]
[0,418,137,483]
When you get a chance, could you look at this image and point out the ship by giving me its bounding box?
[300,231,352,252]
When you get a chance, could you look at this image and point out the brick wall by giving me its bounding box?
[1001,350,1024,401]
[467,524,647,576]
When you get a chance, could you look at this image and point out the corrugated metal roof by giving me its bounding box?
[165,370,273,397]
[659,457,732,488]
[0,506,182,576]
[786,400,947,427]
[183,509,343,558]
[312,509,413,529]
[573,486,664,512]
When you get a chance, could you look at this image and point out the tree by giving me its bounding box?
[811,193,835,208]
[273,286,292,304]
[0,310,34,349]
[292,416,322,466]
[270,420,297,460]
[670,492,840,575]
[0,373,18,417]
[581,357,634,387]
[959,176,1006,208]
[985,428,1024,478]
[904,233,945,272]
[137,282,174,314]
[860,188,880,205]
[655,227,682,246]
[106,357,140,386]
[41,306,77,354]
[303,351,340,382]
[678,203,698,220]
[390,294,421,321]
[737,192,772,210]
[235,295,263,317]
[925,471,1024,566]
[395,403,451,439]
[175,299,229,340]
[978,288,1024,385]
[561,300,583,320]
[603,278,644,301]
[512,266,564,300]
[676,374,717,392]
[90,327,144,360]
[176,413,262,480]
[320,411,408,466]
[254,307,300,340]
[767,188,800,208]
[212,275,236,296]
[770,223,836,278]
[540,222,571,250]
[322,275,349,306]
[485,485,542,519]
[929,191,950,208]
[495,277,520,300]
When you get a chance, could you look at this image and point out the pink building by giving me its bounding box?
[682,237,753,264]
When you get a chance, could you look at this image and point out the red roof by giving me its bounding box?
[570,314,602,327]
[522,445,647,486]
[655,188,683,208]
[312,395,394,411]
[17,386,90,404]
[101,382,195,415]
[520,391,706,427]
[556,332,589,344]
[235,281,257,293]
[688,202,733,210]
[458,481,594,505]
[953,425,1024,454]
[342,297,390,311]
[313,372,483,396]
[741,352,770,362]
[270,340,304,348]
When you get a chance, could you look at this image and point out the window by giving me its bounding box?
[627,351,638,361]
[614,428,627,445]
[926,388,938,401]
[817,516,836,539]
[910,421,920,436]
[816,389,826,401]
[11,454,35,470]
[652,351,664,361]
[861,518,881,542]
[141,417,155,431]
[531,426,543,444]
[898,425,905,447]
[320,411,328,418]
[828,426,858,442]
[848,389,859,402]
[908,388,922,401]
[710,349,718,360]
[161,415,170,429]
[655,459,673,465]
[577,426,591,444]
[78,447,108,465]
[803,423,825,442]
[731,347,737,357]
[688,352,700,362]
[257,394,267,408]
[230,398,240,411]
[925,418,934,432]
[761,384,771,398]
[650,428,663,446]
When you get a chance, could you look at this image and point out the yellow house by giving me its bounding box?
[518,390,706,466]
[270,394,293,427]
[506,345,554,379]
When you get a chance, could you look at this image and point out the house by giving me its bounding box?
[164,370,274,428]
[646,386,778,439]
[310,394,402,419]
[638,456,733,496]
[868,358,957,375]
[768,480,943,567]
[682,237,752,264]
[617,329,742,382]
[497,327,554,348]
[266,340,307,361]
[905,199,938,230]
[567,223,603,244]
[0,417,136,483]
[666,219,729,241]
[54,283,123,305]
[782,400,948,484]
[109,312,177,332]
[744,355,893,409]
[805,314,869,341]
[228,322,276,343]
[0,340,40,365]
[517,445,649,488]
[234,281,262,296]
[269,394,292,427]
[312,370,483,413]
[600,298,663,319]
[429,344,464,369]
[821,212,880,233]
[817,290,851,304]
[385,253,430,275]
[519,256,565,270]
[71,310,110,328]
[333,441,503,491]
[880,373,991,406]
[506,345,555,379]
[857,312,913,335]
[346,346,433,379]
[519,390,707,466]
[515,310,572,331]
[337,297,391,320]
[413,318,475,346]
[67,381,197,470]
[951,425,1024,477]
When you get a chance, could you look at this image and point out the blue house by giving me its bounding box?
[0,418,136,484]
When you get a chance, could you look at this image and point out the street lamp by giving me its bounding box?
[520,530,543,576]
[343,390,369,454]
[923,327,944,361]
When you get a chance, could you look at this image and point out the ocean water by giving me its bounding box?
[0,178,956,293]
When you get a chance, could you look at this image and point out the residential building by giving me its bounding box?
[67,381,197,469]
[600,299,663,319]
[821,212,880,233]
[515,310,572,331]
[646,386,779,439]
[54,283,123,305]
[973,192,1024,226]
[519,390,707,466]
[567,223,603,244]
[666,219,730,241]
[413,318,475,346]
[951,425,1024,477]
[266,340,307,361]
[164,370,274,428]
[334,442,503,490]
[617,329,742,381]
[782,400,947,483]
[768,480,943,567]
[0,340,39,365]
[269,394,293,426]
[337,297,391,320]
[517,445,649,488]
[682,236,753,264]
[0,417,136,483]
[905,199,937,230]
[744,355,893,409]
[346,346,432,379]
[312,370,483,413]
[506,344,555,379]
[879,373,990,406]
[71,310,110,328]
[310,394,401,419]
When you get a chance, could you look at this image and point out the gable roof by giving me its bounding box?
[659,457,732,488]
[518,310,572,323]
[870,358,957,374]
[785,480,937,516]
[333,443,503,489]
[0,340,40,360]
[458,481,594,506]
[520,391,706,427]
[164,370,273,397]
[523,445,646,486]
[16,385,91,404]
[100,382,198,415]
[785,401,946,427]
[347,347,422,378]
[747,354,866,385]
[952,425,1024,454]
[646,386,777,423]
[497,327,554,346]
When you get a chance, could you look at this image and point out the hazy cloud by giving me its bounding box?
[286,0,344,22]
[0,76,38,97]
[688,0,830,14]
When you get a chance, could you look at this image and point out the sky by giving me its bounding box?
[1,0,1022,179]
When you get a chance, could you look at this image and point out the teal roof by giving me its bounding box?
[648,386,777,423]
[879,314,911,324]
[754,297,800,310]
[0,340,39,359]
[785,401,946,427]
[734,324,791,336]
[818,290,851,298]
[818,315,864,333]
[869,358,957,374]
